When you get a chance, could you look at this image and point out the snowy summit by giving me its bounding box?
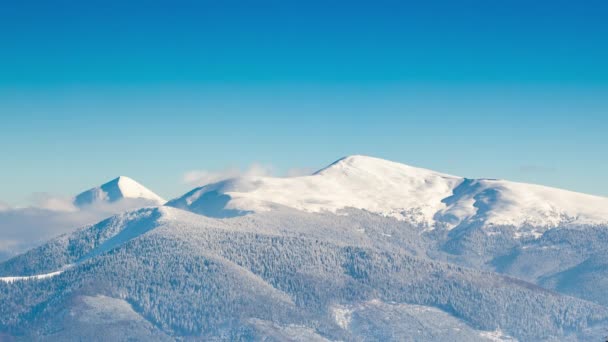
[168,155,608,236]
[74,176,165,207]
[3,156,608,341]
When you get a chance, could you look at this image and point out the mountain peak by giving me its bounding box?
[74,176,165,207]
[315,155,381,172]
[169,155,462,224]
[168,155,608,235]
[316,155,456,179]
[114,175,133,182]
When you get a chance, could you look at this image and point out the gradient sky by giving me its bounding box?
[1,0,607,204]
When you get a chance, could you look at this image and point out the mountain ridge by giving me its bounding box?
[2,156,608,340]
[2,205,606,341]
[167,155,608,238]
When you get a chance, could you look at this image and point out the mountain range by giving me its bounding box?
[1,155,608,341]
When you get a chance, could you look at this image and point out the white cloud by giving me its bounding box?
[0,207,91,260]
[285,167,315,177]
[182,163,317,188]
[28,193,78,212]
[0,201,10,212]
[182,163,275,187]
[1,162,316,261]
[0,195,162,261]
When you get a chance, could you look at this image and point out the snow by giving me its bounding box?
[331,300,521,341]
[0,265,71,283]
[79,209,162,260]
[478,179,608,226]
[479,329,517,342]
[169,155,461,225]
[248,319,332,342]
[168,155,608,235]
[0,270,62,283]
[74,176,165,207]
[2,202,607,341]
[3,156,608,341]
[331,306,353,329]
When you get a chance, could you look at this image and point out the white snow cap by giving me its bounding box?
[169,155,608,235]
[74,176,165,207]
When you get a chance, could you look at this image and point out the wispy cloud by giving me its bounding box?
[1,163,317,261]
[182,163,275,187]
[28,193,78,212]
[285,167,315,177]
[0,195,161,261]
[0,206,93,260]
[182,163,316,187]
[0,201,10,212]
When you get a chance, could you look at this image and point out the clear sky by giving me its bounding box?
[1,0,607,204]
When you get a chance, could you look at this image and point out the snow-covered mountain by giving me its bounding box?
[0,176,167,262]
[2,156,608,341]
[168,155,608,237]
[1,207,606,341]
[74,176,165,207]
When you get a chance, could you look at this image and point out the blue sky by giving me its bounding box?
[1,0,607,204]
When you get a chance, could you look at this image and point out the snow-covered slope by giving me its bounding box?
[168,155,461,223]
[2,206,607,341]
[3,156,608,340]
[168,155,608,237]
[74,176,165,207]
